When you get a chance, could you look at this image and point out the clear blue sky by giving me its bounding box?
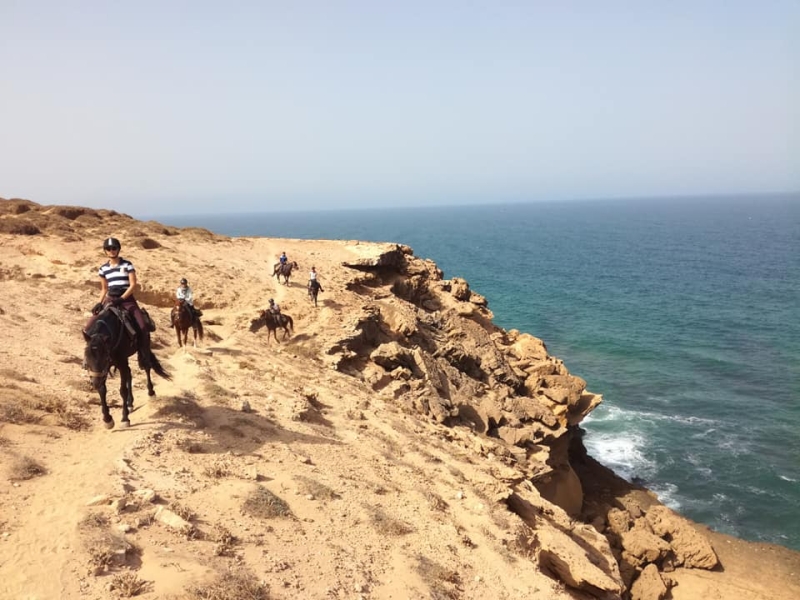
[1,1,797,215]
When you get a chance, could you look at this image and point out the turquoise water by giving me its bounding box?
[151,194,800,550]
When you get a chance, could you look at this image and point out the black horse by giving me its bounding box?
[83,307,170,429]
[171,299,204,348]
[308,279,323,307]
[249,310,294,344]
[273,261,298,285]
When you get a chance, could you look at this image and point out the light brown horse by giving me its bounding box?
[171,299,204,348]
[249,310,294,344]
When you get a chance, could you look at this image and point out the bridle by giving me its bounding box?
[85,335,111,378]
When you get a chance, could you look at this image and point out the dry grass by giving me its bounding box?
[0,400,40,425]
[202,381,232,400]
[295,475,339,501]
[370,508,413,536]
[84,531,140,575]
[78,511,111,530]
[241,485,292,519]
[169,502,196,522]
[109,571,149,597]
[209,524,237,556]
[0,368,37,383]
[202,460,232,479]
[425,490,450,513]
[415,555,462,600]
[507,523,538,559]
[181,569,270,600]
[7,455,46,480]
[0,434,11,447]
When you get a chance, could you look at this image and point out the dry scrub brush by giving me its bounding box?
[109,571,149,597]
[6,454,46,481]
[241,485,292,519]
[294,475,340,501]
[179,569,270,600]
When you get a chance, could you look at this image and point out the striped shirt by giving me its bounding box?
[98,258,135,297]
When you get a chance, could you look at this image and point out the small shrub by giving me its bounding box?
[0,401,39,425]
[371,508,413,536]
[242,486,292,519]
[8,455,46,480]
[79,512,111,530]
[0,369,37,383]
[295,475,339,501]
[425,491,449,513]
[203,461,231,479]
[110,571,149,597]
[169,502,196,522]
[182,569,270,600]
[415,555,462,600]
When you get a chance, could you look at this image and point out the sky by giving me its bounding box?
[1,1,798,215]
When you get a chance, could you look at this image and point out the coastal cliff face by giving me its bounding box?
[1,198,798,600]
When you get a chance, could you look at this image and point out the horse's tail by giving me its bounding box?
[149,351,171,380]
[286,315,294,332]
[196,318,204,341]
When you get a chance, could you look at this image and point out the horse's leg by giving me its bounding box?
[192,325,198,348]
[119,361,133,427]
[174,323,182,347]
[94,377,114,429]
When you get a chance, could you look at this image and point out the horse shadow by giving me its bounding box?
[148,393,341,455]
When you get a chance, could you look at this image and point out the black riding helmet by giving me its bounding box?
[180,278,188,285]
[103,237,121,251]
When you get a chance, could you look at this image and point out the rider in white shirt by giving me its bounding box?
[177,278,202,319]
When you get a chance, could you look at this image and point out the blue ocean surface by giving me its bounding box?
[150,194,800,550]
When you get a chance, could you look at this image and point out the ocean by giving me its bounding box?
[149,194,800,551]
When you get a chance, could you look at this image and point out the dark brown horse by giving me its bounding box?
[308,279,323,307]
[273,261,298,285]
[249,310,294,344]
[83,307,170,429]
[171,299,204,348]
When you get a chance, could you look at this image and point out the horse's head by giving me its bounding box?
[83,332,111,380]
[249,310,267,332]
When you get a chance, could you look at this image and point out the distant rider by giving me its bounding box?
[308,266,324,294]
[268,298,283,325]
[274,251,289,276]
[176,278,202,320]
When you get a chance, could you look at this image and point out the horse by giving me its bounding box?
[249,310,294,344]
[273,261,298,285]
[308,279,322,307]
[171,299,204,348]
[83,307,171,429]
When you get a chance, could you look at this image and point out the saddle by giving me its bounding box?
[107,306,138,341]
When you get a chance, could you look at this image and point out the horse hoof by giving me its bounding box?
[148,389,156,397]
[119,420,130,429]
[104,419,114,430]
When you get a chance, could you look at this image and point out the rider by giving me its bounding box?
[308,266,324,293]
[176,278,202,320]
[268,298,283,325]
[274,251,289,276]
[86,237,151,365]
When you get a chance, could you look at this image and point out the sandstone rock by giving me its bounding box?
[620,528,672,566]
[154,506,192,532]
[630,564,668,600]
[645,505,719,569]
